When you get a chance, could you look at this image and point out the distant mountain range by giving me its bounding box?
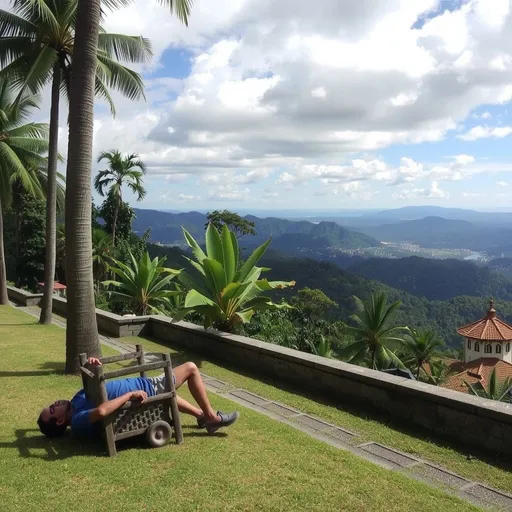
[345,206,512,226]
[132,209,380,250]
[350,216,512,251]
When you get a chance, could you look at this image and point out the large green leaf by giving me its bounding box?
[182,227,207,263]
[184,289,215,308]
[221,224,236,282]
[205,223,224,263]
[202,257,226,297]
[236,309,255,324]
[235,239,271,283]
[256,279,296,291]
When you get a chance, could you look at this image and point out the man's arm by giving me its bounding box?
[89,390,148,423]
[84,358,148,423]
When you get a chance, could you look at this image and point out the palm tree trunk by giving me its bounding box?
[40,64,62,325]
[64,0,102,374]
[416,358,423,380]
[0,196,9,305]
[14,202,21,262]
[112,197,119,246]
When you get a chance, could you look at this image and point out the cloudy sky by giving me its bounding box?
[23,0,512,210]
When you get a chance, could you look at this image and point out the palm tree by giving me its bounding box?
[0,0,152,325]
[62,0,191,373]
[94,151,146,245]
[104,251,182,315]
[338,293,408,370]
[465,368,512,403]
[10,164,65,263]
[402,328,445,380]
[306,335,333,359]
[92,227,115,289]
[0,81,48,305]
[421,360,454,387]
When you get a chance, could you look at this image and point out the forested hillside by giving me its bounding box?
[349,256,512,301]
[148,243,507,348]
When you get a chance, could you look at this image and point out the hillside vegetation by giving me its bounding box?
[148,243,509,348]
[350,256,512,301]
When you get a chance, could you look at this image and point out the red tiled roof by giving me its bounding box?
[457,300,512,341]
[37,282,67,290]
[442,358,512,394]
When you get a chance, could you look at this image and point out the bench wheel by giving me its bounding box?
[146,420,172,448]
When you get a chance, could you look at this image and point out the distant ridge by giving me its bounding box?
[132,209,380,249]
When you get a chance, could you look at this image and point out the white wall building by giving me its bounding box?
[458,301,512,364]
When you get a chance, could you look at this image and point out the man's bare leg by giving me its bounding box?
[176,395,202,419]
[173,362,220,423]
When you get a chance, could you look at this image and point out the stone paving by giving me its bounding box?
[15,304,512,511]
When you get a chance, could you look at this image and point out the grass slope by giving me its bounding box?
[0,306,478,512]
[124,335,512,495]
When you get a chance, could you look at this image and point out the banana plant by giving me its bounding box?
[174,224,296,331]
[103,251,182,315]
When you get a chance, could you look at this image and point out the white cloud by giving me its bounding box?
[7,0,512,207]
[458,126,512,141]
[178,193,201,201]
[497,181,509,187]
[394,180,448,200]
[208,185,250,201]
[462,192,486,198]
[311,87,327,99]
[159,192,201,201]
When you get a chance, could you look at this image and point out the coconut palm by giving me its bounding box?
[0,81,48,304]
[104,251,182,315]
[94,151,146,245]
[0,0,152,325]
[421,360,454,387]
[402,328,445,380]
[10,164,65,263]
[465,368,512,403]
[306,334,333,359]
[338,293,408,370]
[92,228,115,289]
[61,0,191,373]
[175,224,295,332]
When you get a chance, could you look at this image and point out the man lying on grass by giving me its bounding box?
[38,358,239,438]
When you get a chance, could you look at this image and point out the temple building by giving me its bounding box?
[442,300,512,394]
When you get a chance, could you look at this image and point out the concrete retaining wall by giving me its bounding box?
[7,286,512,454]
[149,316,512,455]
[6,286,42,306]
[50,296,151,338]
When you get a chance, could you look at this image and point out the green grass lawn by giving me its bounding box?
[122,335,512,495]
[0,306,481,512]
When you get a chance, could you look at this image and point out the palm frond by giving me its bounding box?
[96,53,146,101]
[0,8,36,38]
[11,0,60,32]
[98,33,153,63]
[95,75,117,116]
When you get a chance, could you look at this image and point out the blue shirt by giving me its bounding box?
[71,377,156,437]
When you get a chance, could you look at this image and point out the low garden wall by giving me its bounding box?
[6,285,42,306]
[7,286,512,455]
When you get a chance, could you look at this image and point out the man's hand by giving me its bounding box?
[130,391,147,404]
[87,357,102,366]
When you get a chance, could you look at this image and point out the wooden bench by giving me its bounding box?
[79,344,183,456]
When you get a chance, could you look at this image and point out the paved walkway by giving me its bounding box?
[16,304,512,511]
